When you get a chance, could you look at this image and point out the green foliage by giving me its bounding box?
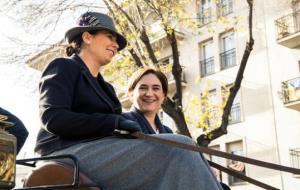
[184,82,232,133]
[102,54,137,98]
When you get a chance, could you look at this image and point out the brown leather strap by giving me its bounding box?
[208,160,279,190]
[131,132,300,175]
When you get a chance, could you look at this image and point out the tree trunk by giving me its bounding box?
[163,98,191,137]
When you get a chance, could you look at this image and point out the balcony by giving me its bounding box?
[220,48,236,70]
[200,57,215,77]
[281,77,300,111]
[148,21,185,48]
[275,10,300,48]
[197,7,212,27]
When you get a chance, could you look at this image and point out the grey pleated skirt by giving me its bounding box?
[49,134,222,190]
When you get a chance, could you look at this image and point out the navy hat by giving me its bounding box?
[65,12,127,51]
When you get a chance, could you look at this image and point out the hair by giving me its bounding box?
[65,30,100,57]
[127,67,168,96]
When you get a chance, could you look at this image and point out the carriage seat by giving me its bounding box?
[23,161,101,190]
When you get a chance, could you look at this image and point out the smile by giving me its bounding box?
[142,99,156,103]
[107,49,115,56]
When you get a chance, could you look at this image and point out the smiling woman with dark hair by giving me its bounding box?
[122,68,173,134]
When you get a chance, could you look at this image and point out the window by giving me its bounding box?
[198,0,212,26]
[226,141,246,185]
[230,102,241,124]
[294,7,300,33]
[221,84,242,124]
[290,148,300,169]
[200,40,214,77]
[217,0,233,17]
[220,32,236,70]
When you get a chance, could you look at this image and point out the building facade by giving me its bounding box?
[182,0,300,189]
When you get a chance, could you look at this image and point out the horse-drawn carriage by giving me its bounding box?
[0,117,102,190]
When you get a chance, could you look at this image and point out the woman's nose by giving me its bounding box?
[112,41,119,50]
[145,89,153,96]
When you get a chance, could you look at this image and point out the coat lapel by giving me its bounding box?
[72,55,120,113]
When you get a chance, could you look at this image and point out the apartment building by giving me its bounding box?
[131,0,300,189]
[184,0,300,189]
[26,0,300,189]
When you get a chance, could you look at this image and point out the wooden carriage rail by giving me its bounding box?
[129,131,300,190]
[208,161,279,190]
[130,132,300,174]
[15,154,100,190]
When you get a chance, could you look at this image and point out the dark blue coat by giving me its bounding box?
[122,107,173,134]
[35,55,123,155]
[0,107,28,154]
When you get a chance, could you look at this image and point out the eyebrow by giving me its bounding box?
[139,84,162,88]
[152,85,162,88]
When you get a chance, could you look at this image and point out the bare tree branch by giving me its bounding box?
[197,0,254,147]
[162,97,191,136]
[103,0,145,67]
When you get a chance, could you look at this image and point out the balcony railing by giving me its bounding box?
[200,57,214,77]
[275,10,300,48]
[220,48,236,70]
[198,8,212,26]
[281,77,300,110]
[217,0,233,17]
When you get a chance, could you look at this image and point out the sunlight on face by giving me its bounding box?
[83,30,119,66]
[131,73,165,115]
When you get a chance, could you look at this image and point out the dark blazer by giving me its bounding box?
[0,107,28,154]
[122,107,173,134]
[35,55,123,155]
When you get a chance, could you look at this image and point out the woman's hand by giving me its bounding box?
[117,119,142,133]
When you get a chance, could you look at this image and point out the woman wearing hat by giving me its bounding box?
[34,12,222,190]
